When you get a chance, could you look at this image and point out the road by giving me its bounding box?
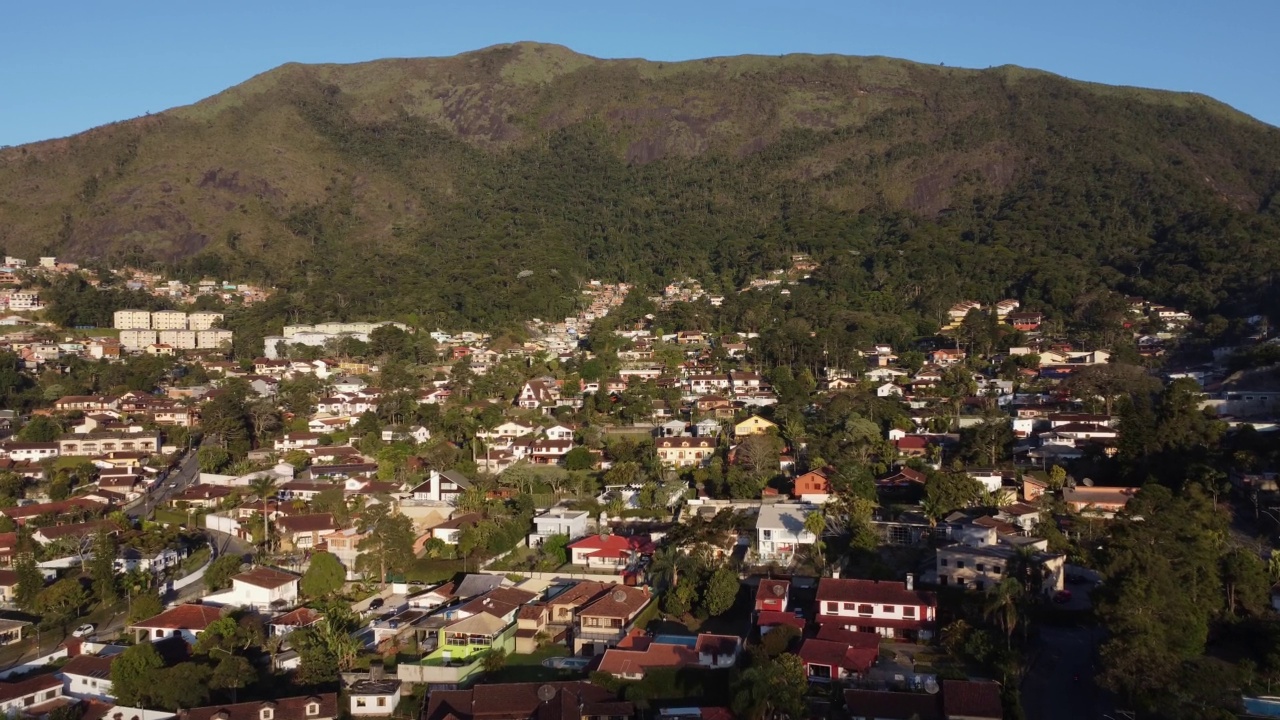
[127,447,201,520]
[1021,623,1114,720]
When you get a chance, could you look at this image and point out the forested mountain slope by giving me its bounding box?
[1,42,1279,328]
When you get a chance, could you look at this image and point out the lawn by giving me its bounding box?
[480,645,575,684]
[405,558,465,583]
[152,508,189,526]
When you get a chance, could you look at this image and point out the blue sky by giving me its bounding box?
[1,0,1277,146]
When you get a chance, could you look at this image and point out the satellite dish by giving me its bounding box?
[771,584,785,598]
[536,685,556,702]
[613,590,628,603]
[924,678,940,694]
[1082,477,1095,487]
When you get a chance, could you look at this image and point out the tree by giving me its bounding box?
[205,554,244,591]
[209,654,255,703]
[760,624,801,658]
[248,475,278,552]
[152,663,212,710]
[732,653,808,720]
[110,641,165,707]
[88,530,118,603]
[301,551,346,598]
[701,566,739,617]
[356,504,415,586]
[18,415,60,442]
[37,577,89,629]
[483,648,508,673]
[1067,363,1159,416]
[923,471,984,520]
[563,446,594,471]
[128,587,163,623]
[1222,548,1270,617]
[735,434,782,479]
[541,533,569,566]
[198,445,231,474]
[984,577,1023,649]
[13,552,42,612]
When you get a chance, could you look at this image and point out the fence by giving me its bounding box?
[0,648,68,679]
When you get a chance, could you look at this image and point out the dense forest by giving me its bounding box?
[1,43,1279,334]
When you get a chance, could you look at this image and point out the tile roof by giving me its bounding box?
[0,673,63,704]
[275,514,336,534]
[597,642,697,677]
[131,603,224,631]
[816,578,937,608]
[799,637,876,674]
[755,578,790,604]
[424,681,629,720]
[756,610,805,630]
[579,585,650,620]
[693,634,739,658]
[177,693,337,720]
[941,679,1003,719]
[270,608,321,627]
[843,689,941,720]
[60,654,113,679]
[232,567,299,589]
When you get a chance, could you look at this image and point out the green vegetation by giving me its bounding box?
[0,44,1276,340]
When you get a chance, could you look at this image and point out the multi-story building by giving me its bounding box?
[158,329,198,350]
[7,291,42,311]
[755,504,818,563]
[187,311,224,330]
[197,329,233,349]
[936,544,1065,595]
[113,309,152,329]
[814,577,937,641]
[119,329,158,351]
[150,310,188,330]
[57,432,160,457]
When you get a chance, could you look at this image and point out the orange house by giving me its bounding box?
[793,468,833,503]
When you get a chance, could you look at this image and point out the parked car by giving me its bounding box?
[72,623,95,638]
[368,597,384,611]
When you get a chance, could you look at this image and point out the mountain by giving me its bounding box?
[2,42,1279,331]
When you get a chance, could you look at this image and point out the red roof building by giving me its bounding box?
[815,577,937,641]
[755,578,790,613]
[130,603,224,643]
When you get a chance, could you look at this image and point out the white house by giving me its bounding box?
[528,508,590,546]
[543,424,576,442]
[130,603,225,644]
[755,504,818,563]
[966,470,1003,494]
[875,383,904,398]
[203,567,299,613]
[348,679,400,716]
[58,654,114,701]
[0,674,64,716]
[407,470,473,504]
[815,577,937,641]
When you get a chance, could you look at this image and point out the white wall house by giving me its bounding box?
[528,508,590,546]
[755,504,818,563]
[203,567,299,613]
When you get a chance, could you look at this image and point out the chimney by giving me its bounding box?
[905,573,914,591]
[830,566,840,579]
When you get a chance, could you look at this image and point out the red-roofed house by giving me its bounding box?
[755,578,790,613]
[815,577,937,641]
[894,436,929,458]
[798,626,880,681]
[568,535,650,571]
[793,468,832,503]
[130,603,224,643]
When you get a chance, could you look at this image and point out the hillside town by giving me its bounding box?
[0,253,1272,720]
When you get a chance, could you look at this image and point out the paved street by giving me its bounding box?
[127,448,200,520]
[1021,624,1114,720]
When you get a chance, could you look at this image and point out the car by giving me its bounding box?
[72,623,95,638]
[167,482,178,489]
[368,598,384,610]
[1052,590,1073,604]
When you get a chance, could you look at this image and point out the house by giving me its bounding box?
[0,442,59,463]
[131,603,225,643]
[755,578,790,614]
[843,679,1002,720]
[734,416,777,439]
[171,484,233,509]
[798,627,880,682]
[567,534,650,571]
[693,418,721,437]
[529,508,590,546]
[573,585,652,655]
[513,604,550,654]
[875,382,904,398]
[815,576,937,641]
[176,694,337,720]
[1021,475,1048,502]
[516,380,560,410]
[275,514,337,551]
[928,348,966,366]
[597,637,697,680]
[876,467,926,488]
[0,674,65,717]
[203,567,300,613]
[408,470,472,504]
[275,433,322,452]
[270,607,322,637]
[655,437,715,467]
[348,680,400,717]
[423,682,631,720]
[430,513,482,545]
[941,680,1004,720]
[1063,486,1139,518]
[755,504,818,563]
[936,544,1065,595]
[59,653,115,700]
[793,468,832,504]
[894,436,929,458]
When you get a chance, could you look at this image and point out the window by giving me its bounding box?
[992,566,1002,574]
[377,698,386,707]
[857,604,874,616]
[882,605,895,614]
[843,602,855,612]
[306,703,320,716]
[939,576,948,586]
[976,581,985,591]
[903,606,916,618]
[261,710,273,720]
[939,558,948,567]
[356,699,368,708]
[956,561,965,569]
[762,530,772,540]
[976,563,985,572]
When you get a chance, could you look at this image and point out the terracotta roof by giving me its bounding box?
[271,607,321,628]
[579,585,650,620]
[876,467,926,486]
[755,579,790,604]
[458,587,537,619]
[131,603,223,631]
[548,581,612,609]
[232,567,299,589]
[60,654,113,679]
[424,681,629,720]
[568,534,649,553]
[435,513,483,531]
[941,679,1003,719]
[35,519,118,541]
[756,610,806,630]
[598,642,697,677]
[799,637,876,674]
[816,578,937,608]
[0,569,17,587]
[516,604,546,621]
[693,634,739,657]
[0,673,62,703]
[843,689,941,719]
[177,694,337,720]
[275,514,336,534]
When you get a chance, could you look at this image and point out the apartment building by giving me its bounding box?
[113,309,153,329]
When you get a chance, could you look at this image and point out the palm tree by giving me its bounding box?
[984,577,1023,649]
[649,546,693,592]
[804,510,827,571]
[248,475,278,554]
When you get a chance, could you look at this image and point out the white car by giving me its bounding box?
[72,623,95,638]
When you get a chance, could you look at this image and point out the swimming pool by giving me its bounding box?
[652,634,697,647]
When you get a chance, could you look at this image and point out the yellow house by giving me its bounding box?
[734,415,777,439]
